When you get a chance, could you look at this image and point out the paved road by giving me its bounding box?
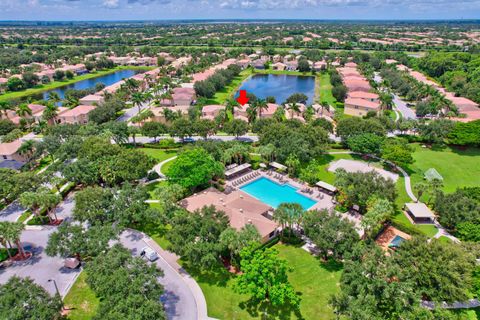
[0,194,78,297]
[116,101,149,122]
[0,226,80,297]
[120,230,198,320]
[392,94,417,120]
[0,202,26,222]
[374,72,416,120]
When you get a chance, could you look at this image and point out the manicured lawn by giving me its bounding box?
[391,211,438,238]
[406,144,480,193]
[317,73,337,106]
[161,158,176,175]
[207,69,252,105]
[17,211,31,223]
[0,66,152,102]
[182,243,342,320]
[138,147,177,163]
[64,272,99,320]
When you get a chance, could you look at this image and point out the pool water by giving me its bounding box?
[240,177,317,210]
[389,235,406,248]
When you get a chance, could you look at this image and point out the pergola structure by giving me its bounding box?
[224,163,251,180]
[405,202,436,224]
[269,161,287,172]
[315,181,338,195]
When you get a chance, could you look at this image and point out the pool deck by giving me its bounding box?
[228,170,335,211]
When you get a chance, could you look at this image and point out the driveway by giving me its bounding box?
[0,227,80,297]
[119,230,198,320]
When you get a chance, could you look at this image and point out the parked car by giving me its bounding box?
[140,246,158,262]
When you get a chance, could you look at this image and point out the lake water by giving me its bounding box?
[236,74,315,105]
[41,69,141,101]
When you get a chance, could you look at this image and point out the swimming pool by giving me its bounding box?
[389,235,406,248]
[240,177,317,210]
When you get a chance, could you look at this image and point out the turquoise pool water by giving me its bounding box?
[240,177,317,210]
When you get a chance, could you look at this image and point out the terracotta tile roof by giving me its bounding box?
[345,98,380,110]
[348,91,379,100]
[202,105,225,113]
[0,139,22,156]
[182,188,277,238]
[58,105,96,117]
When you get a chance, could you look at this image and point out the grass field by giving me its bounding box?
[0,66,152,102]
[138,147,178,163]
[207,69,252,105]
[64,272,99,320]
[317,73,337,106]
[316,152,439,237]
[406,144,480,193]
[184,243,342,320]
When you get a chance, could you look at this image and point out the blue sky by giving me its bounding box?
[1,0,479,21]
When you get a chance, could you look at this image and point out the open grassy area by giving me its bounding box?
[317,73,337,106]
[0,66,152,102]
[406,144,480,194]
[183,243,341,320]
[138,147,178,162]
[64,272,99,320]
[207,69,253,105]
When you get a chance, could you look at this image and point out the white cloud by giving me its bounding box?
[103,0,120,8]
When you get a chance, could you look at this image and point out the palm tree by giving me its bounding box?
[63,96,79,109]
[287,102,301,119]
[225,99,240,118]
[274,203,304,237]
[16,103,33,119]
[123,78,140,96]
[10,222,26,259]
[42,103,58,123]
[256,99,269,118]
[0,101,13,118]
[131,92,146,115]
[272,207,289,237]
[413,182,428,203]
[320,101,329,116]
[48,92,61,106]
[246,104,257,124]
[17,140,35,161]
[0,222,13,260]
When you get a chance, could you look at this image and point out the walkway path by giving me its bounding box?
[153,155,178,176]
[327,151,461,242]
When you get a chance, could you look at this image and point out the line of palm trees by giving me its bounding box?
[0,221,27,261]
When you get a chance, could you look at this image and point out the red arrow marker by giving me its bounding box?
[236,90,249,106]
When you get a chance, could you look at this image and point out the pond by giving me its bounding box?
[40,69,142,101]
[235,74,315,105]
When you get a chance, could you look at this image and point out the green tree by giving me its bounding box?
[166,147,223,190]
[46,222,117,261]
[347,133,385,155]
[361,197,394,238]
[86,244,166,320]
[302,209,359,260]
[394,237,476,303]
[167,206,229,269]
[234,245,300,309]
[141,121,167,142]
[219,224,261,266]
[0,276,63,320]
[223,118,249,139]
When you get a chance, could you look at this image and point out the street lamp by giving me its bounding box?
[48,279,64,309]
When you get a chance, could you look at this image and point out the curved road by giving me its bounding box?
[120,229,210,320]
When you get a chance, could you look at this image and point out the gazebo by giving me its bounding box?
[424,168,443,182]
[404,202,436,224]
